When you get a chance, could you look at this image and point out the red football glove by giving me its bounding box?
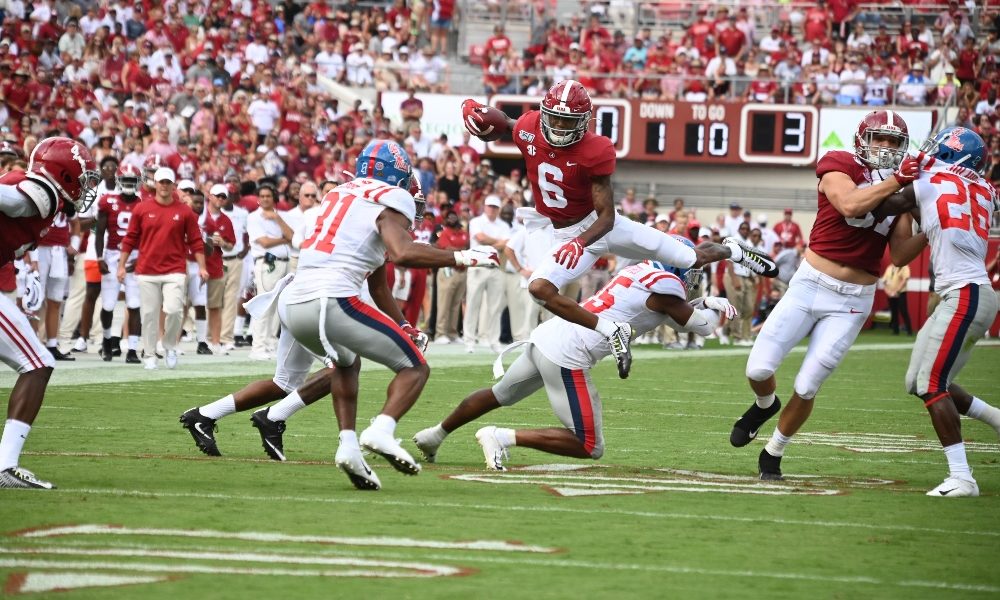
[553,237,586,270]
[461,99,496,139]
[893,152,923,186]
[399,321,429,353]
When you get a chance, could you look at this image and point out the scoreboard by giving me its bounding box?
[486,96,819,166]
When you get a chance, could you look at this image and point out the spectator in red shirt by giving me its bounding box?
[485,24,511,62]
[118,167,206,370]
[581,14,610,57]
[433,209,469,343]
[685,8,716,56]
[803,0,832,46]
[773,208,804,249]
[200,188,237,354]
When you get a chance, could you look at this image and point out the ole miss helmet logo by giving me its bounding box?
[944,127,966,152]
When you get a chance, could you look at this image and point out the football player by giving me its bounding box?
[0,136,100,489]
[412,241,737,469]
[95,163,143,363]
[462,80,777,380]
[873,127,1000,497]
[730,110,927,480]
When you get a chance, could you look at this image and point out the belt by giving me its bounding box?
[255,256,289,262]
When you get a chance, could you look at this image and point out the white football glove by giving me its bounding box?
[454,248,500,268]
[692,296,738,320]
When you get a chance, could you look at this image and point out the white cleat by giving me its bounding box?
[335,445,381,491]
[71,337,88,353]
[0,466,56,489]
[412,427,443,463]
[475,426,509,471]
[926,475,979,498]
[143,356,158,370]
[247,351,273,361]
[165,349,178,369]
[359,426,421,475]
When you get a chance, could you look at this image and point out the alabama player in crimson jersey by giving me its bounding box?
[95,163,143,363]
[871,127,1000,497]
[730,110,926,481]
[413,248,738,470]
[463,80,776,379]
[0,136,99,489]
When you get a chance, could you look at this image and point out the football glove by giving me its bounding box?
[399,321,429,353]
[553,237,586,270]
[455,248,500,268]
[692,296,738,320]
[893,152,923,186]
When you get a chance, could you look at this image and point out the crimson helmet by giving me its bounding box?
[855,110,909,169]
[28,137,99,213]
[116,163,142,196]
[540,79,592,147]
[142,153,164,185]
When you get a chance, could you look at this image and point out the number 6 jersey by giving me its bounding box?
[913,161,998,294]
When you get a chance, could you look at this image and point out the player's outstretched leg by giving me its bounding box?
[922,391,979,498]
[0,366,57,490]
[757,393,814,481]
[251,369,333,461]
[413,388,504,463]
[328,358,381,490]
[949,383,1000,440]
[181,379,288,456]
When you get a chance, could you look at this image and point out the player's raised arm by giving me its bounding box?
[461,99,513,141]
[378,208,499,269]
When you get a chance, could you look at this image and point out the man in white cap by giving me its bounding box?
[118,167,207,369]
[464,194,511,353]
[755,213,779,255]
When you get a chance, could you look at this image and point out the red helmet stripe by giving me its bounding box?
[366,141,385,180]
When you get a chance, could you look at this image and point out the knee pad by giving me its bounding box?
[793,366,831,400]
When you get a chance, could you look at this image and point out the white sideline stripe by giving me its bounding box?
[0,558,439,579]
[449,473,842,496]
[18,524,556,553]
[0,546,462,577]
[64,487,1000,538]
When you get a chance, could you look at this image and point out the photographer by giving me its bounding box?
[245,184,292,360]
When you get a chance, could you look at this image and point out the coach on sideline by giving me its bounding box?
[245,184,292,360]
[118,167,206,370]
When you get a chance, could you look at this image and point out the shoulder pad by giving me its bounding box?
[17,175,59,220]
[355,180,416,225]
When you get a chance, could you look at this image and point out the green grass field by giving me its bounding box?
[1,331,998,599]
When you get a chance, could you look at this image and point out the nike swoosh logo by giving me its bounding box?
[939,487,958,495]
[748,428,759,439]
[264,440,285,461]
[194,423,206,436]
[363,463,372,476]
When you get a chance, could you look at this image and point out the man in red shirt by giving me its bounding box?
[118,167,206,370]
[433,209,469,343]
[201,188,237,353]
[772,208,804,249]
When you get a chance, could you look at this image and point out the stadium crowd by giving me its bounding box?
[0,0,998,366]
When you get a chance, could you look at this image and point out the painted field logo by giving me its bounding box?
[1,525,560,593]
[447,465,899,497]
[796,432,1000,454]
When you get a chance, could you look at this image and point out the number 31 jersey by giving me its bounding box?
[913,161,998,294]
[513,110,617,222]
[531,262,686,370]
[289,178,413,301]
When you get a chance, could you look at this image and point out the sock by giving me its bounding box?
[0,420,31,470]
[46,338,56,348]
[764,428,792,457]
[195,320,207,343]
[755,392,775,409]
[103,328,112,340]
[199,395,237,420]
[339,429,360,450]
[494,427,517,447]
[966,397,1000,430]
[428,423,449,441]
[233,317,244,337]
[372,414,397,435]
[128,335,139,351]
[267,391,306,422]
[595,318,618,337]
[943,442,973,481]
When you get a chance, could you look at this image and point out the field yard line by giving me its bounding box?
[18,524,557,553]
[66,487,1000,538]
[3,542,996,594]
[0,546,463,577]
[679,449,1000,468]
[0,557,437,578]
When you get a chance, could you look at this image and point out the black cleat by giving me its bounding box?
[110,336,122,357]
[758,448,783,481]
[250,408,286,461]
[196,342,213,355]
[607,323,634,379]
[234,335,248,347]
[101,338,113,362]
[179,408,221,456]
[125,349,141,364]
[0,466,56,489]
[48,347,75,361]
[730,397,782,447]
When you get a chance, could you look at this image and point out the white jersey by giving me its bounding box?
[532,262,686,369]
[283,178,415,302]
[913,161,998,295]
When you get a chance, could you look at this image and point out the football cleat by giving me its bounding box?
[179,408,221,456]
[250,408,286,462]
[196,341,213,355]
[412,427,443,463]
[758,448,783,481]
[926,475,979,498]
[165,349,178,369]
[109,336,122,357]
[723,237,779,278]
[475,426,509,471]
[48,346,75,361]
[336,445,381,491]
[101,337,113,362]
[0,466,56,489]
[730,397,782,448]
[606,322,634,379]
[125,349,141,364]
[71,337,87,353]
[359,426,421,475]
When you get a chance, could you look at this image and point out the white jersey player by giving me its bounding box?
[276,139,499,491]
[413,247,738,471]
[880,127,1000,498]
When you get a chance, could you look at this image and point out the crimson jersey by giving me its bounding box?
[37,211,70,247]
[0,171,64,265]
[809,151,898,276]
[98,193,140,252]
[512,111,616,222]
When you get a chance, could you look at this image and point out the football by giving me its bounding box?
[462,99,509,142]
